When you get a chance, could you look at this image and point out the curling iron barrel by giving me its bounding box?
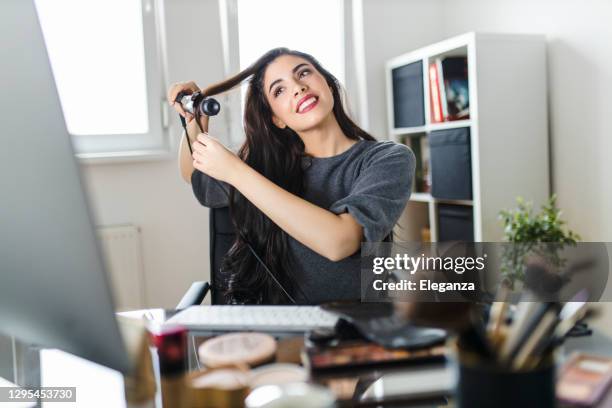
[175,91,220,117]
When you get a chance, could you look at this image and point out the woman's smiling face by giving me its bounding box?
[262,54,334,132]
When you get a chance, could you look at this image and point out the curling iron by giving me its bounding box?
[175,91,221,117]
[175,92,220,156]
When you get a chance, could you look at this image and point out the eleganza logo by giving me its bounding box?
[360,242,611,303]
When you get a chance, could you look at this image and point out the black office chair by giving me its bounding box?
[176,206,235,309]
[208,206,235,304]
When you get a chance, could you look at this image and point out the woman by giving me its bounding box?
[168,48,415,305]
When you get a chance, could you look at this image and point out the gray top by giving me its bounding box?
[192,140,415,304]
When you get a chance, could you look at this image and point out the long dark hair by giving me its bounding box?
[200,48,376,304]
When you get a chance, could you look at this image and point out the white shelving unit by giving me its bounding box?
[387,32,550,242]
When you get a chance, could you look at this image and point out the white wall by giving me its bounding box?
[82,0,228,308]
[361,0,612,241]
[360,0,612,334]
[437,0,612,242]
[360,0,444,139]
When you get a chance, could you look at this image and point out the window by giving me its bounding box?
[35,0,168,159]
[231,0,345,133]
[236,0,345,82]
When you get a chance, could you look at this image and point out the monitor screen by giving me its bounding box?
[0,0,130,374]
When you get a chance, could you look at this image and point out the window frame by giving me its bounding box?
[36,0,171,163]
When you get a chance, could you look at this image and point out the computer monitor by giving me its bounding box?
[0,0,131,374]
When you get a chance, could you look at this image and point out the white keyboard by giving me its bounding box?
[166,305,339,332]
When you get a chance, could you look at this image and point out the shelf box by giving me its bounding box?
[429,127,473,201]
[437,204,474,242]
[390,60,425,128]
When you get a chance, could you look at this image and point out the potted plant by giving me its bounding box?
[498,195,581,290]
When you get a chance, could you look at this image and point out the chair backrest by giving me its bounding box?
[209,206,235,304]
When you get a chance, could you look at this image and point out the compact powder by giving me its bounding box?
[199,332,277,368]
[191,368,249,390]
[249,363,308,388]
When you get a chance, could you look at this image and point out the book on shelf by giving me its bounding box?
[437,59,449,120]
[392,61,425,128]
[428,57,470,123]
[442,57,470,120]
[428,62,444,123]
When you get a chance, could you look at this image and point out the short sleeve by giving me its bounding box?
[329,142,415,242]
[191,170,230,208]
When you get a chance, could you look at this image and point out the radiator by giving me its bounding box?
[96,224,146,311]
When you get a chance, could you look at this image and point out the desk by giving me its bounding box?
[4,312,612,408]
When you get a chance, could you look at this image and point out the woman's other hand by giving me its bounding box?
[167,81,200,123]
[192,133,245,184]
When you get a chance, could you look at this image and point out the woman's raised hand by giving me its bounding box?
[167,81,200,123]
[192,133,245,185]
